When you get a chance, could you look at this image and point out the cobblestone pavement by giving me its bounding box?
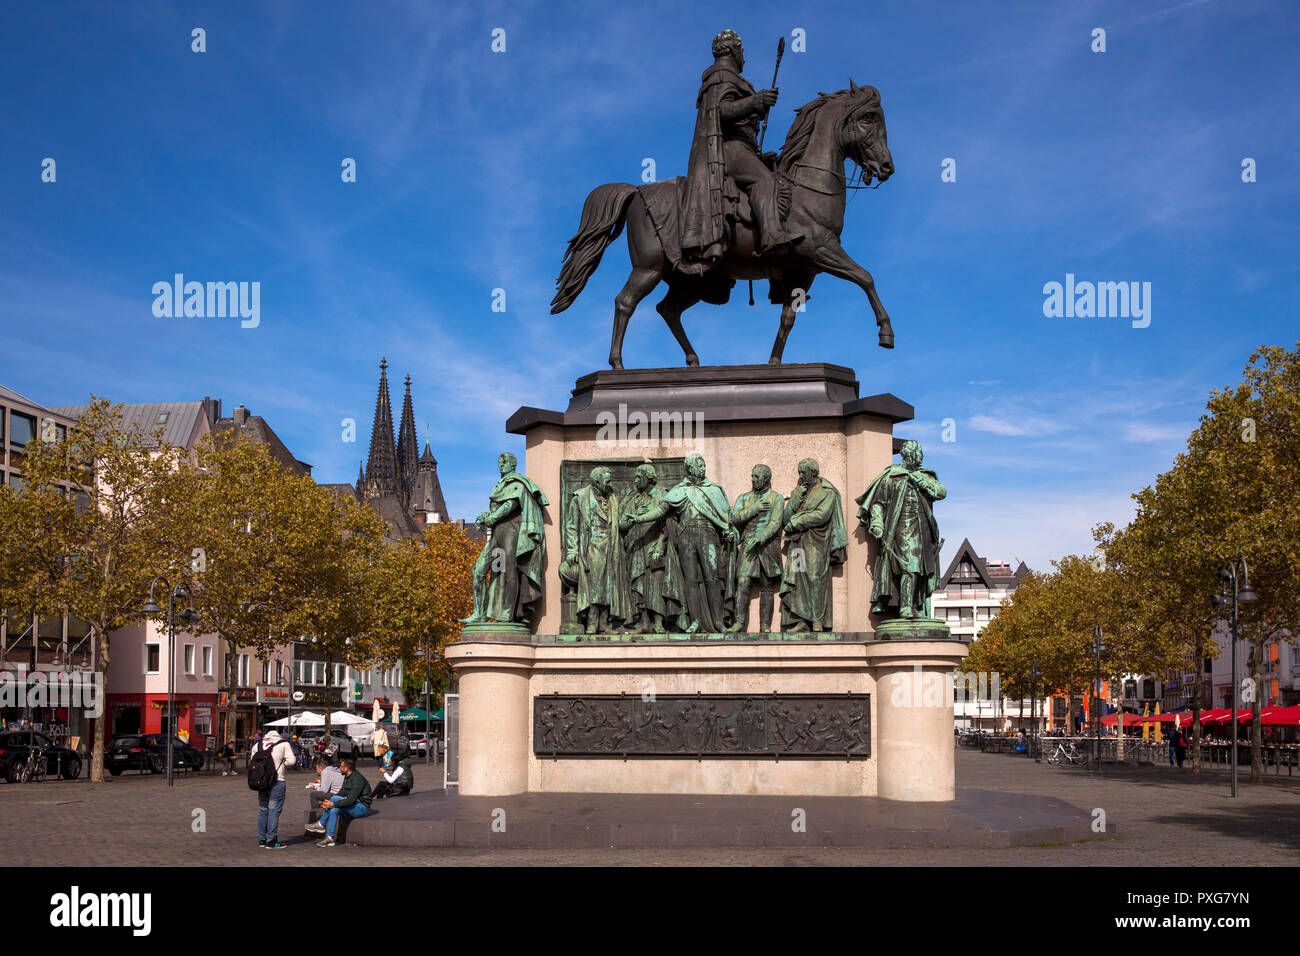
[1,752,1296,866]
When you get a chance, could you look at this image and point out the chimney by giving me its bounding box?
[233,405,250,426]
[201,396,223,425]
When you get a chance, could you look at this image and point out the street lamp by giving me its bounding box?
[1091,626,1106,772]
[419,635,440,766]
[143,576,198,787]
[1212,558,1256,798]
[1031,660,1041,763]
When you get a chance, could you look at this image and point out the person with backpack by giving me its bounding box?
[316,757,372,847]
[249,728,296,849]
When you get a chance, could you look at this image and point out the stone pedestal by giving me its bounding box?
[445,633,967,799]
[448,363,967,802]
[867,640,967,801]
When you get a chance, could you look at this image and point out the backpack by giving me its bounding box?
[398,757,414,792]
[247,739,279,791]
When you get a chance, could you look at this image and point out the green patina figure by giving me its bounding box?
[462,452,548,629]
[618,463,684,634]
[726,464,784,633]
[563,465,631,634]
[856,440,946,621]
[779,459,847,632]
[634,453,736,633]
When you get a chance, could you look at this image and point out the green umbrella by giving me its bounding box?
[398,708,428,722]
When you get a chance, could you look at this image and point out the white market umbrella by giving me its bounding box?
[267,711,324,728]
[371,698,384,722]
[329,710,371,726]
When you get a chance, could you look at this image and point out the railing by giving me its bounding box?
[962,733,1299,775]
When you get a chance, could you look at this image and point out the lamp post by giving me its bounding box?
[143,577,198,787]
[1031,661,1041,763]
[422,635,431,766]
[1091,626,1106,772]
[285,639,298,742]
[1212,559,1256,798]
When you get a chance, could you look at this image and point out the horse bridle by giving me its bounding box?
[788,161,879,195]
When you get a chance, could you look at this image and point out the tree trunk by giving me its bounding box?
[324,652,333,737]
[90,622,110,783]
[1191,634,1203,774]
[222,634,238,747]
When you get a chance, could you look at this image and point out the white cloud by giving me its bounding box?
[968,414,1054,437]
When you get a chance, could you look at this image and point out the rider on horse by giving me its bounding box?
[680,29,803,273]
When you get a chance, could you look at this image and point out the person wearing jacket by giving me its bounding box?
[304,754,345,835]
[221,741,236,776]
[316,757,372,847]
[373,753,413,799]
[252,729,296,849]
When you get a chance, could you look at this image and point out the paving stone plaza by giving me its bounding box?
[4,750,1295,867]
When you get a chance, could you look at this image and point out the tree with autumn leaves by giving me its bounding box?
[370,523,480,717]
[965,341,1300,779]
[0,399,479,779]
[0,399,190,782]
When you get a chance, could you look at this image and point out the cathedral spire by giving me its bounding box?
[360,357,399,500]
[396,373,419,508]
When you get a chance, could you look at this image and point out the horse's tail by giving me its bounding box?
[550,183,637,314]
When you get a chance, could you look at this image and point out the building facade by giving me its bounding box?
[932,540,1037,731]
[0,385,96,747]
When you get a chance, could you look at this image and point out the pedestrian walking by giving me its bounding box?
[1174,728,1188,768]
[249,728,296,849]
[1168,729,1177,766]
[316,757,372,847]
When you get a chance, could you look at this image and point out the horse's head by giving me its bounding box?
[841,79,893,184]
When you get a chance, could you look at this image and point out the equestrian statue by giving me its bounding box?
[550,29,896,370]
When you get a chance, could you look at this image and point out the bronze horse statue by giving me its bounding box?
[551,82,895,369]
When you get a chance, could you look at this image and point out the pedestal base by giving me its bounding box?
[873,617,951,641]
[447,633,967,800]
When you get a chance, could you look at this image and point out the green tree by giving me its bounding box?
[277,482,388,737]
[168,434,311,745]
[0,399,188,782]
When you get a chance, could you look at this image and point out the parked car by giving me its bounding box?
[407,732,430,755]
[298,729,358,759]
[0,731,82,782]
[104,734,206,775]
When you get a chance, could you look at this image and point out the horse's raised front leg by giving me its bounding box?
[655,282,702,367]
[610,267,662,369]
[808,239,894,349]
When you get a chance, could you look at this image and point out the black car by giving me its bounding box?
[105,734,206,775]
[0,731,82,782]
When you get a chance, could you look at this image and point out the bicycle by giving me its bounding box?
[1046,740,1089,766]
[19,745,48,783]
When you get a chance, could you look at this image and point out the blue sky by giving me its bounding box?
[2,0,1297,571]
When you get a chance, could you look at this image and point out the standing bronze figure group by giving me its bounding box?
[566,453,847,634]
[461,442,947,636]
[550,29,897,370]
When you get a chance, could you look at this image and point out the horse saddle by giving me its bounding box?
[721,173,794,231]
